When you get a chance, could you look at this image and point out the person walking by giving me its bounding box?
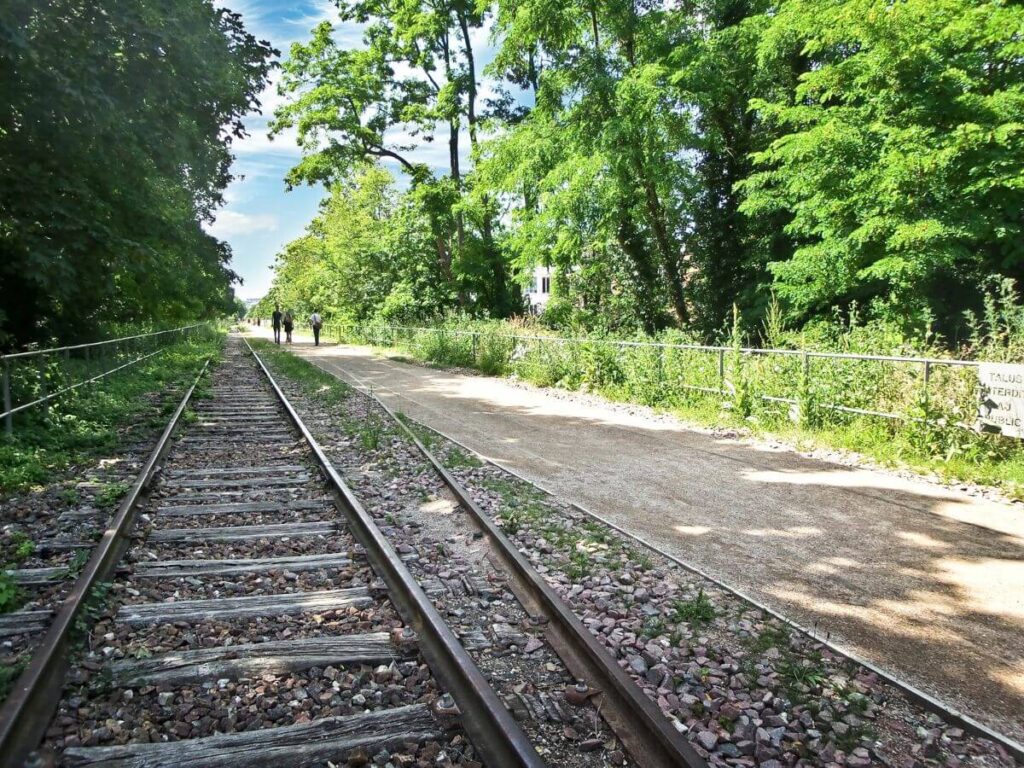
[271,305,283,344]
[283,310,294,344]
[309,310,323,346]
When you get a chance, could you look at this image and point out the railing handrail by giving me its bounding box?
[0,324,205,362]
[320,322,984,369]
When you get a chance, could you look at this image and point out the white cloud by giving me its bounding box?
[206,210,280,237]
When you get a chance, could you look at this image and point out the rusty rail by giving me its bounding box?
[0,360,211,768]
[244,338,547,768]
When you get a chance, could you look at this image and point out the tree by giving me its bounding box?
[484,0,693,333]
[258,165,454,324]
[0,0,273,347]
[741,0,1024,332]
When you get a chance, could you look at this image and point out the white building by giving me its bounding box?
[524,265,553,314]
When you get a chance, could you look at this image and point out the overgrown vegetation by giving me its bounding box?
[0,1,274,349]
[255,0,1022,344]
[0,530,34,614]
[335,307,1024,498]
[0,331,222,494]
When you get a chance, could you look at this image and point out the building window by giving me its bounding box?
[541,276,551,294]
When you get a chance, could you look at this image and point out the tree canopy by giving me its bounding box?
[0,0,274,347]
[260,0,1024,343]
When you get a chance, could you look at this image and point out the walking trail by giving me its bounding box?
[251,329,1024,742]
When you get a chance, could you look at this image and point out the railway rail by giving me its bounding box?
[0,337,548,767]
[0,334,712,768]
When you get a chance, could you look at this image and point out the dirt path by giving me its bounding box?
[249,329,1024,742]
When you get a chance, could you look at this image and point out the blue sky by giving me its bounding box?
[211,0,499,300]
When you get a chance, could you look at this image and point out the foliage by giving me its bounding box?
[672,588,717,627]
[260,0,1024,343]
[0,331,222,494]
[0,0,274,348]
[337,316,1024,498]
[741,0,1024,333]
[253,168,455,324]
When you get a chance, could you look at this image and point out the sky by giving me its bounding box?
[209,0,501,301]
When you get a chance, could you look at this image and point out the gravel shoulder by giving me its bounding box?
[258,332,1024,746]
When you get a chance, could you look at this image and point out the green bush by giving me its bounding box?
[327,298,1024,498]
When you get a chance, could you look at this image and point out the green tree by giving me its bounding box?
[485,0,693,333]
[741,0,1024,332]
[0,0,273,348]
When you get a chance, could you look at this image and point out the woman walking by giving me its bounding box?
[283,310,294,343]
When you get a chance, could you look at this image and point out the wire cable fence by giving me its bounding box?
[315,322,988,433]
[1,324,212,435]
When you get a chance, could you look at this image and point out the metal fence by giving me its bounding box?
[319,322,984,429]
[1,324,209,434]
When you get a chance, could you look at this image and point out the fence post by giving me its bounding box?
[2,358,12,436]
[717,349,725,394]
[472,333,478,363]
[39,359,48,419]
[798,351,810,424]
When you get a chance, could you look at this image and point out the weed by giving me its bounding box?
[57,487,80,505]
[0,574,22,614]
[7,531,33,564]
[0,332,222,495]
[359,420,383,451]
[0,657,27,701]
[747,624,791,654]
[499,508,524,535]
[67,548,90,576]
[71,581,112,651]
[338,318,1024,499]
[671,588,716,626]
[95,481,129,509]
[566,549,591,580]
[781,656,826,691]
[446,446,481,468]
[643,616,666,638]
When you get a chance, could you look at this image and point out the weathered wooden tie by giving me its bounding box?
[164,475,312,490]
[166,465,307,478]
[132,552,351,578]
[0,610,53,638]
[4,566,67,585]
[156,499,327,517]
[62,703,441,768]
[109,632,403,685]
[148,521,336,543]
[117,587,372,625]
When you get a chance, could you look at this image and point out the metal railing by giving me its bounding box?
[1,324,208,434]
[316,322,986,429]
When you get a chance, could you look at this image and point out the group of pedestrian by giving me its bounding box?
[270,305,324,346]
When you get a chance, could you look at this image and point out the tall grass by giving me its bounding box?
[327,288,1024,499]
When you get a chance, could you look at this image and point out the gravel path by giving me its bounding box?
[259,333,1024,747]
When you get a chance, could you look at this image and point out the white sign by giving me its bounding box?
[978,363,1024,439]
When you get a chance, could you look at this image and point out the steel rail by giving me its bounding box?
[0,359,211,768]
[324,360,707,768]
[381,407,1024,766]
[243,338,547,768]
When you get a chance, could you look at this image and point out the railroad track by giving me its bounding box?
[0,337,545,768]
[1,334,711,768]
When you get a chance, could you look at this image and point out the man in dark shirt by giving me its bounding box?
[271,305,283,344]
